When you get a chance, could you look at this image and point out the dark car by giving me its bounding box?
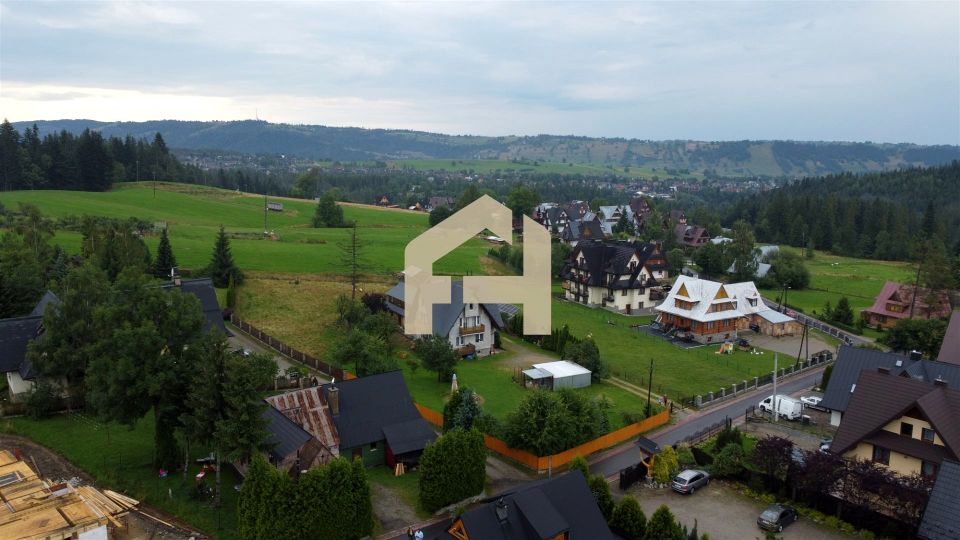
[757,503,798,532]
[671,469,710,494]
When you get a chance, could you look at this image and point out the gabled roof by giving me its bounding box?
[382,419,438,456]
[443,470,614,540]
[322,371,434,450]
[29,291,60,317]
[820,345,960,413]
[0,316,43,374]
[918,459,960,540]
[265,387,339,455]
[560,219,604,243]
[161,278,228,335]
[262,404,314,462]
[385,281,503,336]
[863,281,952,320]
[937,312,960,365]
[655,275,777,323]
[831,370,960,462]
[564,240,666,288]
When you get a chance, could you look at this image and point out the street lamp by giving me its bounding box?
[779,281,791,312]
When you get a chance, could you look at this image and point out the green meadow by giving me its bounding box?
[392,159,696,179]
[0,182,493,276]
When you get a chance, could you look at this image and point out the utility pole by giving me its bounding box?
[772,353,778,424]
[264,193,268,233]
[136,159,139,182]
[910,244,924,318]
[152,159,157,198]
[645,358,654,416]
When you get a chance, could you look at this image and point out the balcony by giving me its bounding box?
[456,343,477,357]
[459,324,485,336]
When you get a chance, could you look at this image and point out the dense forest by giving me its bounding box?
[14,119,959,177]
[0,120,292,195]
[725,162,960,261]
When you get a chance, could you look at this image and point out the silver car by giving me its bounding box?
[671,469,710,494]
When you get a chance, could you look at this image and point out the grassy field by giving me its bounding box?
[758,247,915,339]
[2,412,240,539]
[549,296,782,401]
[391,159,697,179]
[0,182,497,276]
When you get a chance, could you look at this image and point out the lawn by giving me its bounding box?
[399,335,652,431]
[0,182,498,276]
[758,247,914,318]
[550,296,782,401]
[2,412,240,539]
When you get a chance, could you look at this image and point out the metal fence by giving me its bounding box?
[677,416,733,446]
[230,314,351,381]
[691,350,834,409]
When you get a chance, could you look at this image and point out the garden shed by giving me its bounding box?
[523,361,592,390]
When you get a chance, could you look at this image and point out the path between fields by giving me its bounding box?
[0,434,203,540]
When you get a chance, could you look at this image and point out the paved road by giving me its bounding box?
[590,366,825,478]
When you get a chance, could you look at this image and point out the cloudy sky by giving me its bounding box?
[1,1,958,144]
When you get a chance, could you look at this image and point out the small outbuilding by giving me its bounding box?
[522,361,592,390]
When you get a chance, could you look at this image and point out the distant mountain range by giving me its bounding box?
[14,119,960,177]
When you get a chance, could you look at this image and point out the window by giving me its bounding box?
[621,289,627,296]
[872,445,890,465]
[370,442,378,451]
[456,336,464,346]
[922,461,938,478]
[900,422,914,437]
[922,428,936,443]
[468,303,474,310]
[749,298,757,307]
[475,333,483,343]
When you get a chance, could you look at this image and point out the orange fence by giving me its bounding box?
[415,403,670,473]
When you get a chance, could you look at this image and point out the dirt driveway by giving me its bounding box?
[621,481,852,540]
[498,336,560,369]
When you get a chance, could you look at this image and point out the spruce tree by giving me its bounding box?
[208,225,243,287]
[153,228,177,278]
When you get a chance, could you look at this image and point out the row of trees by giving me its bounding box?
[418,428,487,512]
[238,454,373,540]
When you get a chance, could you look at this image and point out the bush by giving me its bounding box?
[25,380,60,419]
[644,505,683,540]
[714,426,743,452]
[709,444,744,478]
[588,474,614,522]
[418,429,486,512]
[568,455,590,479]
[610,496,647,539]
[651,446,680,484]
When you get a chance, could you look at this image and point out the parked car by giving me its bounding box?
[801,395,826,411]
[749,322,761,332]
[671,469,710,494]
[757,503,798,532]
[758,395,803,420]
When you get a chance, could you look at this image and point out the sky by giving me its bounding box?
[1,1,958,144]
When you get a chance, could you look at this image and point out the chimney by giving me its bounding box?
[934,377,948,387]
[495,498,509,524]
[909,350,922,362]
[878,366,890,375]
[328,385,340,416]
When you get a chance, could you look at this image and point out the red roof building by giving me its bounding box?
[861,282,952,330]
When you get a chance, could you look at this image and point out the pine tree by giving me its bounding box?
[610,496,647,539]
[152,227,177,278]
[238,454,271,540]
[338,223,365,299]
[208,225,244,287]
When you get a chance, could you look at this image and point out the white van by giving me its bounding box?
[758,394,803,421]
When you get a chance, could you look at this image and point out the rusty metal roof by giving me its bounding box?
[266,387,340,456]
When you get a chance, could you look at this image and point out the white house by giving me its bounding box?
[562,240,670,314]
[385,280,503,357]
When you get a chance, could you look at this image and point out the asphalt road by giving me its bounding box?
[590,367,825,478]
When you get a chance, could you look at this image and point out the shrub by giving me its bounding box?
[418,429,486,512]
[644,505,684,540]
[25,380,60,419]
[651,446,680,484]
[568,455,590,479]
[714,426,743,452]
[709,444,744,478]
[610,496,646,539]
[588,474,614,522]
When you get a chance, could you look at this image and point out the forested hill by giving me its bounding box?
[727,161,960,261]
[14,119,960,178]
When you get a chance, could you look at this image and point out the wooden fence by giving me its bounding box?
[230,314,355,381]
[415,403,670,473]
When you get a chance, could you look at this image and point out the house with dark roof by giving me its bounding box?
[820,345,960,426]
[861,281,952,330]
[428,196,455,211]
[559,215,604,247]
[252,405,329,476]
[673,224,710,248]
[562,240,669,314]
[597,205,634,236]
[325,371,436,468]
[831,369,960,479]
[918,459,960,539]
[385,280,503,357]
[0,278,227,402]
[936,311,960,365]
[442,470,615,540]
